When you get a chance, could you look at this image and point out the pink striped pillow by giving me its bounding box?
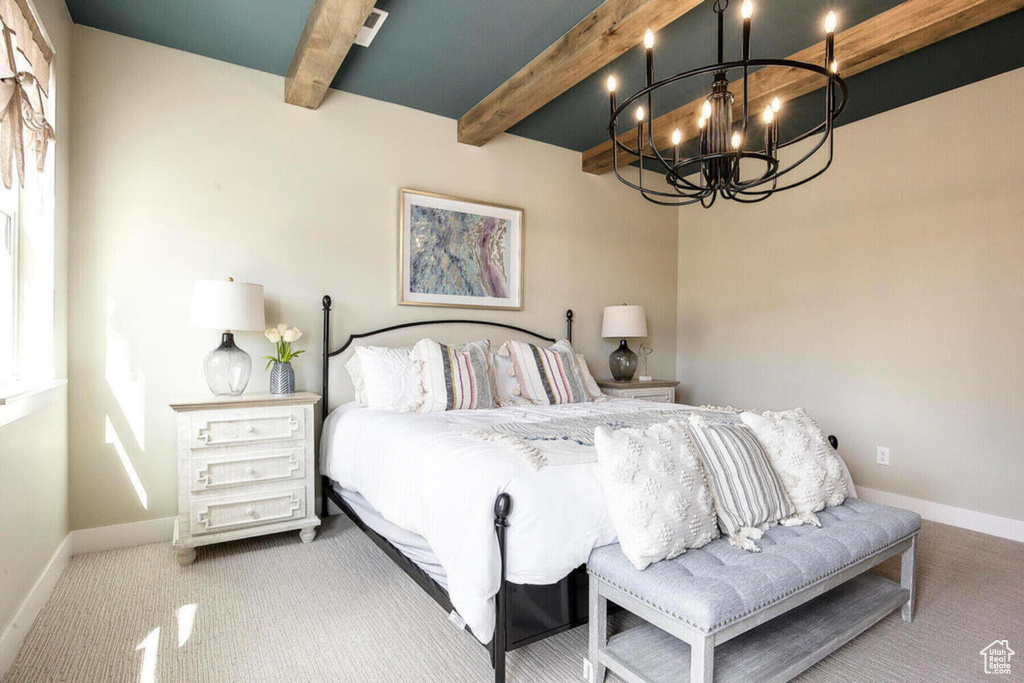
[411,339,495,412]
[499,339,591,405]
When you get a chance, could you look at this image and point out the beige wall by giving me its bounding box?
[0,0,72,633]
[677,67,1024,521]
[68,28,678,529]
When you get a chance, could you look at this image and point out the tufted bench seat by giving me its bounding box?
[586,499,921,683]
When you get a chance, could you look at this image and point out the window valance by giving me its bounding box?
[0,0,53,189]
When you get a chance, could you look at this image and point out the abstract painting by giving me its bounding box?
[399,189,523,309]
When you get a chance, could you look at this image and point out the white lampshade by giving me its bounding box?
[189,279,266,332]
[602,304,648,338]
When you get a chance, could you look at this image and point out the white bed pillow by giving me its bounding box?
[575,354,605,401]
[740,408,848,521]
[411,339,496,412]
[594,419,719,571]
[491,353,528,407]
[344,346,421,412]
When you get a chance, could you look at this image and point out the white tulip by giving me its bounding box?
[265,328,282,343]
[276,323,288,336]
[283,327,303,343]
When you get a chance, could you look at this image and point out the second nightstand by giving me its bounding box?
[596,379,679,403]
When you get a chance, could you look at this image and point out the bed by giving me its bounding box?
[317,296,852,682]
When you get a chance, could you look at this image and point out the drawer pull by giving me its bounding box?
[244,466,254,475]
[245,507,255,516]
[245,425,255,433]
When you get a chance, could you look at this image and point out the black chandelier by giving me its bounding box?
[606,0,849,207]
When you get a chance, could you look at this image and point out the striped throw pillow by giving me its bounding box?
[411,339,495,412]
[687,415,795,551]
[499,339,590,405]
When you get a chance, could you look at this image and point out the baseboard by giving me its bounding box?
[0,534,72,677]
[858,487,1024,543]
[71,516,175,555]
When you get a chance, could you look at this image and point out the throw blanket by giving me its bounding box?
[461,403,734,469]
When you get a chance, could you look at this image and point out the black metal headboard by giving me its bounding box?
[320,295,574,420]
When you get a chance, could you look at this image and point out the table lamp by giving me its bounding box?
[189,278,266,395]
[601,304,648,382]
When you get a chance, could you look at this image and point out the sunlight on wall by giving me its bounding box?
[105,415,147,509]
[105,294,146,449]
[135,626,159,683]
[176,603,197,647]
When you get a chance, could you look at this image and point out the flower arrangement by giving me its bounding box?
[263,324,306,370]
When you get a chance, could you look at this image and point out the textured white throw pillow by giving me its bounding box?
[346,346,421,412]
[740,408,847,523]
[594,419,719,570]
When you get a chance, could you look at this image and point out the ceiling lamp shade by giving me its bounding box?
[602,305,648,338]
[0,0,55,189]
[189,279,266,332]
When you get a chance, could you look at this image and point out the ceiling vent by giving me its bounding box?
[354,8,388,47]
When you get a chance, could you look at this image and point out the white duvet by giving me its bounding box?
[321,398,689,643]
[320,399,857,644]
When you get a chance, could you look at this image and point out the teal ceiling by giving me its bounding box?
[64,0,1024,153]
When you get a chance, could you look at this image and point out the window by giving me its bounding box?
[0,199,15,384]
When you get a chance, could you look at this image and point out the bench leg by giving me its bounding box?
[901,534,917,623]
[588,574,607,683]
[690,635,714,683]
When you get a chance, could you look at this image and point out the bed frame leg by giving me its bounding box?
[493,493,512,683]
[588,574,607,683]
[321,475,330,518]
[901,534,917,622]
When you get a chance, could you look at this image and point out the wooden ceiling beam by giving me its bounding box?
[457,0,705,147]
[581,0,1024,175]
[285,0,377,109]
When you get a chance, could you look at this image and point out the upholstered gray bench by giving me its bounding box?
[586,499,921,683]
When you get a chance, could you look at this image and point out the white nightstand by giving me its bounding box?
[169,392,321,566]
[596,379,679,403]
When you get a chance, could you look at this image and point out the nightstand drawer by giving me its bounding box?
[190,447,305,492]
[189,407,305,449]
[627,387,674,402]
[190,486,306,535]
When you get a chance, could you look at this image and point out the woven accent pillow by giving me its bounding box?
[740,408,847,524]
[411,339,495,412]
[594,419,718,570]
[499,339,590,405]
[687,415,796,552]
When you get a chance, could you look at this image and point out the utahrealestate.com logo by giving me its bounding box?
[980,640,1015,675]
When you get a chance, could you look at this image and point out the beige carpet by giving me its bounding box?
[4,515,1022,682]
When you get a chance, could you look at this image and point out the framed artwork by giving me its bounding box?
[399,188,523,310]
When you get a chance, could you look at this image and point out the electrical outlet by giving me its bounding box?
[876,446,890,466]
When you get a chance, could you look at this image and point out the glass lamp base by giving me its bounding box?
[609,339,638,382]
[204,332,252,396]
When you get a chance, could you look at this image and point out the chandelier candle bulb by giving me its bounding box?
[731,131,742,149]
[644,29,655,88]
[741,0,752,62]
[607,75,616,116]
[671,127,682,164]
[825,11,836,67]
[772,96,781,112]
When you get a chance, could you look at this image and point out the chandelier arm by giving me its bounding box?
[734,134,834,196]
[613,162,712,199]
[734,122,831,191]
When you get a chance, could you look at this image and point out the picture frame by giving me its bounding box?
[399,188,523,310]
